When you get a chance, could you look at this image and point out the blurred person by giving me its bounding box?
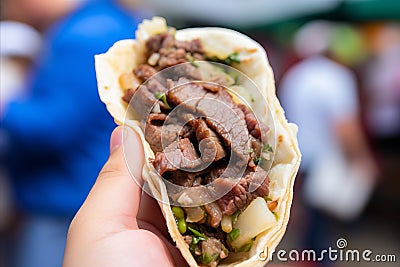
[0,20,42,225]
[279,21,377,266]
[0,21,42,112]
[364,25,400,150]
[0,1,142,267]
[0,20,42,267]
[362,25,400,222]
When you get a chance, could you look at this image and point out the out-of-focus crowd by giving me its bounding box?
[1,1,399,267]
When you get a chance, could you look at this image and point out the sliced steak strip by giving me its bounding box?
[215,166,270,216]
[203,164,227,184]
[238,103,262,140]
[133,64,157,81]
[167,81,206,108]
[144,124,181,154]
[204,202,223,228]
[175,38,204,54]
[189,118,226,163]
[129,85,159,118]
[164,170,198,187]
[122,88,135,104]
[145,79,167,94]
[145,32,205,70]
[153,138,201,175]
[158,47,187,69]
[145,32,166,57]
[167,82,250,167]
[126,79,169,117]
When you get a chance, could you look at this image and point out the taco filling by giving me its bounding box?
[121,30,278,267]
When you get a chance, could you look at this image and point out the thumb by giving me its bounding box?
[77,126,145,229]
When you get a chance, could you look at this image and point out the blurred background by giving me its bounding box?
[1,0,399,267]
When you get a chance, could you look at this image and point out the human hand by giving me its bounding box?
[62,126,188,267]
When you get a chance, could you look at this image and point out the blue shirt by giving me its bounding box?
[2,0,140,216]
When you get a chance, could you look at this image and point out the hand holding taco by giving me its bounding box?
[95,17,301,267]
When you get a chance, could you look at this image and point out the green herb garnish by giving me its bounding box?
[187,54,199,68]
[264,196,272,202]
[231,210,242,224]
[154,92,171,109]
[236,239,254,252]
[192,235,206,245]
[251,97,255,103]
[228,71,240,85]
[188,227,207,239]
[209,52,241,65]
[225,52,241,64]
[202,253,219,265]
[273,211,279,221]
[262,143,273,153]
[249,148,254,154]
[228,228,240,242]
[253,157,261,165]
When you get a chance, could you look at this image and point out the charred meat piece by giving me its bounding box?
[153,138,202,175]
[238,103,263,140]
[145,32,205,70]
[164,170,198,187]
[205,202,223,228]
[189,118,226,163]
[143,113,181,153]
[145,32,166,57]
[133,64,157,81]
[167,81,250,165]
[129,85,170,118]
[122,88,135,104]
[215,166,270,216]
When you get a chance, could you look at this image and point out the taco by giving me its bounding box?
[95,17,301,267]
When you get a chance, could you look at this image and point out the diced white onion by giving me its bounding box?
[148,52,160,66]
[151,103,161,113]
[221,215,233,233]
[231,197,277,249]
[184,207,205,223]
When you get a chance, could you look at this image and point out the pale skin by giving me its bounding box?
[62,126,285,267]
[62,126,188,267]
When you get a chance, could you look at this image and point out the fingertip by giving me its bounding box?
[110,126,124,153]
[122,125,145,186]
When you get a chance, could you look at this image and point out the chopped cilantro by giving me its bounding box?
[264,196,272,202]
[253,157,261,165]
[188,227,207,240]
[209,52,241,65]
[273,211,279,221]
[225,52,241,64]
[187,54,199,68]
[228,228,240,242]
[262,143,273,153]
[231,210,242,224]
[154,92,171,109]
[192,235,205,245]
[236,239,254,252]
[202,253,219,265]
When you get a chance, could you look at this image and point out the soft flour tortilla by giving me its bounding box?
[95,17,301,267]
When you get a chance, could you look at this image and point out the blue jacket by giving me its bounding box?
[2,0,139,216]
